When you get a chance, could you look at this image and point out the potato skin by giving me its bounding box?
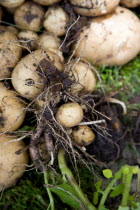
[12,49,64,99]
[0,82,26,132]
[0,26,22,79]
[73,6,140,66]
[0,0,25,8]
[120,0,140,8]
[56,103,83,127]
[14,1,45,31]
[32,0,61,6]
[72,125,95,146]
[0,135,28,191]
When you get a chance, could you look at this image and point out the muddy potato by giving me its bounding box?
[12,49,64,99]
[73,7,140,66]
[0,26,22,79]
[0,82,26,132]
[0,0,24,8]
[69,0,120,16]
[0,135,28,191]
[66,61,97,95]
[56,103,83,127]
[32,0,61,6]
[72,125,95,146]
[120,0,140,7]
[18,30,39,51]
[43,6,70,36]
[39,32,60,50]
[14,1,45,31]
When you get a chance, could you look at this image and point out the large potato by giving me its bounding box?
[0,82,26,133]
[69,0,120,16]
[12,49,64,99]
[32,0,61,6]
[0,26,22,79]
[0,0,25,8]
[120,0,140,7]
[0,135,28,191]
[73,7,140,66]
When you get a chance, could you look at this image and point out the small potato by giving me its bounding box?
[39,32,60,50]
[69,0,120,16]
[0,135,28,191]
[120,0,140,7]
[66,61,97,95]
[18,30,39,51]
[73,6,140,66]
[56,103,83,127]
[72,125,95,146]
[14,1,45,31]
[32,0,61,6]
[0,26,22,79]
[0,82,26,132]
[0,0,24,8]
[12,49,64,99]
[43,6,69,36]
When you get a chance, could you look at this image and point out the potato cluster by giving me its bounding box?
[0,0,139,190]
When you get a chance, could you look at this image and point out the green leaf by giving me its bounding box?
[118,206,129,210]
[95,181,102,191]
[50,183,82,209]
[102,169,113,179]
[110,183,124,197]
[131,203,140,210]
[98,205,109,210]
[93,192,98,205]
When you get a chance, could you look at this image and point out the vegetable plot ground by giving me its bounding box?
[0,1,140,209]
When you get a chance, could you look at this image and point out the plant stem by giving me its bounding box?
[121,168,133,207]
[44,169,55,210]
[58,148,96,210]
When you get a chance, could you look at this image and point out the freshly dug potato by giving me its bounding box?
[7,26,18,35]
[120,0,140,7]
[66,60,97,95]
[73,7,140,66]
[0,135,28,191]
[43,6,70,36]
[14,1,45,31]
[0,0,24,8]
[18,30,39,51]
[72,125,95,146]
[0,26,22,79]
[69,0,120,16]
[32,0,61,6]
[0,82,26,132]
[39,32,60,50]
[12,49,64,99]
[56,103,83,127]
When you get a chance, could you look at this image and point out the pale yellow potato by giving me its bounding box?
[18,30,39,51]
[0,26,22,79]
[12,49,64,99]
[14,2,45,31]
[73,6,140,66]
[39,32,60,50]
[0,0,24,8]
[0,82,26,133]
[66,61,96,95]
[120,0,140,7]
[43,6,69,36]
[56,103,83,127]
[32,0,61,6]
[0,135,28,191]
[72,125,95,146]
[69,0,120,16]
[7,26,18,35]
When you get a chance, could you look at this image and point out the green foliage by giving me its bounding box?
[102,169,113,179]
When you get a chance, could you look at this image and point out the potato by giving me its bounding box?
[120,0,140,7]
[0,0,24,8]
[66,60,97,95]
[43,6,70,36]
[32,0,61,6]
[18,30,39,51]
[0,135,28,191]
[14,1,45,31]
[56,103,83,127]
[69,0,120,16]
[12,49,64,99]
[0,82,26,132]
[0,26,22,79]
[72,125,95,146]
[39,32,60,50]
[7,26,18,35]
[73,6,140,66]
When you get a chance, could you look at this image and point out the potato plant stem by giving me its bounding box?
[58,148,96,210]
[44,169,55,210]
